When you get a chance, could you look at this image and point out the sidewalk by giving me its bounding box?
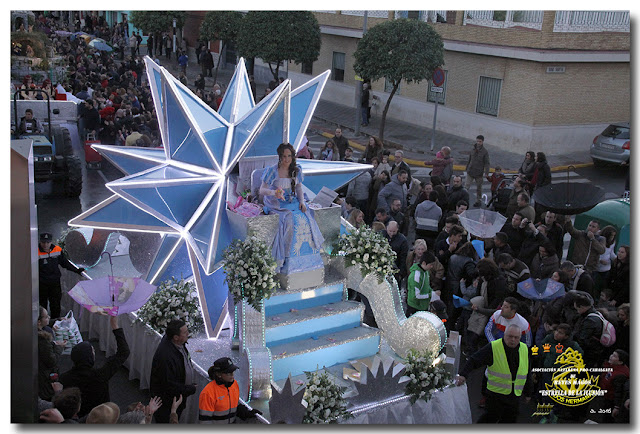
[163,57,592,173]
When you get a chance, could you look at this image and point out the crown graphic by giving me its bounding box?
[543,343,552,352]
[531,345,539,356]
[555,343,564,353]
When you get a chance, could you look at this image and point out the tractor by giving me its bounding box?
[12,89,82,197]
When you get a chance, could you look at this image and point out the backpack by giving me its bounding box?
[587,311,616,347]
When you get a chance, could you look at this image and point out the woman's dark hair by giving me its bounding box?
[476,258,500,280]
[430,175,443,186]
[618,245,630,263]
[456,241,478,259]
[614,349,629,365]
[536,152,547,163]
[525,151,535,160]
[540,241,556,257]
[600,225,617,247]
[370,136,383,149]
[277,142,298,193]
[380,170,391,182]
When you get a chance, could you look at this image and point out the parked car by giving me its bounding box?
[590,122,630,166]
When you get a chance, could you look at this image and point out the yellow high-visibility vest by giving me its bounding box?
[486,339,528,396]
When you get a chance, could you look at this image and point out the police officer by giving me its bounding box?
[198,357,262,424]
[454,324,532,423]
[38,232,84,318]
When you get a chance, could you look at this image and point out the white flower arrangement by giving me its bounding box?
[222,236,278,312]
[403,348,452,404]
[302,370,352,424]
[335,226,397,282]
[135,277,204,335]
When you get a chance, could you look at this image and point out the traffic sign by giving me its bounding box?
[431,86,443,93]
[432,67,445,87]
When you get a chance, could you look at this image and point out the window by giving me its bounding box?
[331,52,345,82]
[384,77,400,95]
[476,76,502,116]
[301,60,313,75]
[427,70,447,104]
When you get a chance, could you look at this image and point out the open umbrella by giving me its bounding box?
[452,294,471,308]
[517,278,566,302]
[533,166,604,215]
[88,38,113,52]
[67,253,156,315]
[458,209,507,239]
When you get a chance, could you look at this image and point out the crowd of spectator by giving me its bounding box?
[310,126,630,423]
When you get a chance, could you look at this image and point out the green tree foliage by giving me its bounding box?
[354,19,444,143]
[129,11,186,34]
[200,11,244,84]
[237,11,320,82]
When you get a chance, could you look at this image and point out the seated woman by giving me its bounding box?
[260,143,325,271]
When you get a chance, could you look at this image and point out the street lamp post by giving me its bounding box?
[354,11,368,137]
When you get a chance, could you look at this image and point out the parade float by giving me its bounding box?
[63,57,469,423]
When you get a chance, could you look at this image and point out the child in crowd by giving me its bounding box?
[485,165,506,204]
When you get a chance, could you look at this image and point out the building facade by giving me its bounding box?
[287,10,630,154]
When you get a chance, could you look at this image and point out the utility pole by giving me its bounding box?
[354,11,368,136]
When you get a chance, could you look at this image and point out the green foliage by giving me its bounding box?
[200,11,243,43]
[130,11,186,34]
[354,19,444,89]
[354,19,444,143]
[237,11,320,80]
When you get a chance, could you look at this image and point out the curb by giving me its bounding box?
[317,132,593,174]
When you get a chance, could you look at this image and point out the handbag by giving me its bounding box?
[53,310,83,355]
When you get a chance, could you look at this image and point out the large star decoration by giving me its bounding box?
[69,57,369,338]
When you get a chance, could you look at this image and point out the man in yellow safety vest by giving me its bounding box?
[454,324,532,423]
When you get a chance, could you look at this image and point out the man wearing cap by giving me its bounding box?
[38,232,85,319]
[198,357,262,424]
[150,319,198,423]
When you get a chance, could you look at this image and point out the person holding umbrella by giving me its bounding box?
[59,315,130,418]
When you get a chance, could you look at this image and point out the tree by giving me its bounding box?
[354,19,444,144]
[237,11,320,83]
[199,11,243,85]
[130,11,186,55]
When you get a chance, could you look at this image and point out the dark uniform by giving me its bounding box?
[38,232,84,318]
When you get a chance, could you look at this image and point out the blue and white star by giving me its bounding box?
[69,57,369,338]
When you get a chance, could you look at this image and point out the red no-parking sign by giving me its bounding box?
[432,67,445,87]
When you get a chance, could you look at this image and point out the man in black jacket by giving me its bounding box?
[59,315,130,418]
[572,295,604,368]
[150,319,198,423]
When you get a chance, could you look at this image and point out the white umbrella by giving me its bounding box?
[458,209,507,239]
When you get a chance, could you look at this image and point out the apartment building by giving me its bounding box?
[287,11,630,154]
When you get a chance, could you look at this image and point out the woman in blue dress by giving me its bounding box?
[260,143,325,271]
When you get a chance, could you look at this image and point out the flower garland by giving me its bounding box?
[135,277,204,335]
[222,236,278,312]
[403,348,452,404]
[335,226,397,282]
[302,370,352,423]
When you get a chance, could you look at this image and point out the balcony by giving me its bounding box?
[463,11,544,30]
[394,11,448,23]
[553,11,629,33]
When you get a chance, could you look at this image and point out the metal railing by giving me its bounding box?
[553,10,630,32]
[463,10,544,30]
